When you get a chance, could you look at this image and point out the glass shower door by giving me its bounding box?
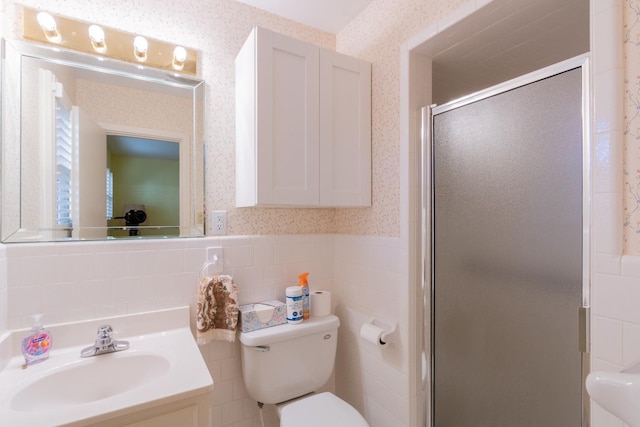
[431,65,586,426]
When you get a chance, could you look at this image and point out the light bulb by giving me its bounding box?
[133,36,148,62]
[36,12,61,43]
[173,46,187,63]
[36,12,56,32]
[134,36,148,53]
[172,46,187,70]
[88,25,105,43]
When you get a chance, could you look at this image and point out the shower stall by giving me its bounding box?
[421,56,591,426]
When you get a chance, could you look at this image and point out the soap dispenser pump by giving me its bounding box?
[21,314,52,365]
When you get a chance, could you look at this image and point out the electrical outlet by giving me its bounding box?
[211,211,226,235]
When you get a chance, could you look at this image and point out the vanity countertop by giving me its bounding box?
[0,306,213,426]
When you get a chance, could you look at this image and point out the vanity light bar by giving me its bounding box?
[22,7,198,75]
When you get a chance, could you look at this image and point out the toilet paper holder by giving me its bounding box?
[361,317,397,347]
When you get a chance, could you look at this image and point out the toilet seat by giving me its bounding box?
[280,392,369,427]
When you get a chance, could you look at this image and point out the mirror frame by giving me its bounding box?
[1,38,206,242]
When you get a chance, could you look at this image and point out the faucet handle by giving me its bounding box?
[95,325,114,349]
[97,325,113,336]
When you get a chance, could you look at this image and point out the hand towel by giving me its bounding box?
[196,274,239,344]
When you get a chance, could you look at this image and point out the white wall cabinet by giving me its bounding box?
[236,26,371,208]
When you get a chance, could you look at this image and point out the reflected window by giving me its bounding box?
[55,95,72,227]
[106,168,113,220]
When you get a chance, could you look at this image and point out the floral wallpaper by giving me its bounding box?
[625,0,640,253]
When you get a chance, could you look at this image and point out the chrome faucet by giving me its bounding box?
[80,325,130,358]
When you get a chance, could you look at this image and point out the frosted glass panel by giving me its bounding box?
[432,68,583,426]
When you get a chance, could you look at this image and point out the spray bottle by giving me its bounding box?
[298,272,310,320]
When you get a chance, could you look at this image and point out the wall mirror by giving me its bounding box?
[1,38,205,242]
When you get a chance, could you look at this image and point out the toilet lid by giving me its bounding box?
[280,392,369,427]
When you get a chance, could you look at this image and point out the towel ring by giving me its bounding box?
[200,254,234,279]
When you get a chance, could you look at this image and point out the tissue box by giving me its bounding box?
[238,300,287,332]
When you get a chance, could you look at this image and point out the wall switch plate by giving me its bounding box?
[211,211,226,235]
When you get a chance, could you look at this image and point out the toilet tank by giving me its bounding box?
[239,315,340,404]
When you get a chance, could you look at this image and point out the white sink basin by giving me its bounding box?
[586,360,640,427]
[11,353,170,411]
[0,307,213,426]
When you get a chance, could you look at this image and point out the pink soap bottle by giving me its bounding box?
[21,314,52,365]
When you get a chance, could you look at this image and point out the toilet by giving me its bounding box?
[239,314,369,426]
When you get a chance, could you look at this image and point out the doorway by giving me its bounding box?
[426,58,589,425]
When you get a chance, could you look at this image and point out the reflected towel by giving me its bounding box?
[196,274,239,344]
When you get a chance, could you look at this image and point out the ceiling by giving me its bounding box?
[232,0,374,34]
[233,0,589,104]
[424,0,590,104]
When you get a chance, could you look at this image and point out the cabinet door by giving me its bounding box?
[256,28,320,206]
[125,406,198,427]
[319,49,371,207]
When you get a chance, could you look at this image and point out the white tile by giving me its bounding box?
[5,243,57,258]
[591,1,624,74]
[253,244,275,265]
[623,322,640,366]
[593,68,624,134]
[220,352,243,381]
[592,274,640,323]
[7,286,41,317]
[594,131,623,194]
[210,404,222,427]
[95,252,130,279]
[232,377,250,400]
[183,247,208,273]
[156,249,185,274]
[142,274,172,299]
[592,402,624,427]
[20,255,60,286]
[363,373,409,424]
[252,286,275,302]
[361,349,409,398]
[221,399,244,425]
[592,253,621,275]
[126,251,158,277]
[111,277,144,304]
[365,394,406,427]
[621,256,640,278]
[592,192,623,254]
[41,282,79,313]
[58,253,96,283]
[231,245,254,267]
[212,379,234,404]
[95,304,128,319]
[209,341,233,360]
[171,272,198,300]
[592,315,623,364]
[206,359,222,382]
[241,266,264,288]
[127,299,158,313]
[55,241,104,255]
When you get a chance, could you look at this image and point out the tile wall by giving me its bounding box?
[590,0,635,425]
[0,234,405,427]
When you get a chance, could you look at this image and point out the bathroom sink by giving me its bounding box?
[586,360,640,426]
[0,307,213,427]
[10,353,170,411]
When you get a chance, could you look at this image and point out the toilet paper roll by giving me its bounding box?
[309,291,332,317]
[360,323,387,347]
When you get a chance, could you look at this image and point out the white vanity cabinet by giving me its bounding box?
[235,26,371,207]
